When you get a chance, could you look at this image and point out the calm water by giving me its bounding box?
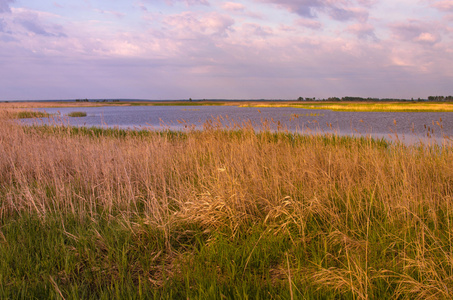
[22,105,453,144]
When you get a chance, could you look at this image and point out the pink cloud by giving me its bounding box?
[222,2,245,12]
[163,11,234,37]
[347,23,377,40]
[390,21,442,45]
[164,0,209,6]
[431,0,453,12]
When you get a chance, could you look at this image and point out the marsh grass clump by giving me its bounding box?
[13,110,51,119]
[66,111,87,117]
[1,110,453,299]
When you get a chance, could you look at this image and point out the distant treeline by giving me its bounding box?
[75,99,121,102]
[297,96,453,102]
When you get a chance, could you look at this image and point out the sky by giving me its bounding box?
[0,0,452,100]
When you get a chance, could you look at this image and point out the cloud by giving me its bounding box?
[0,18,5,31]
[19,19,66,37]
[0,0,14,13]
[255,0,322,18]
[1,0,453,100]
[163,0,209,6]
[136,2,148,12]
[241,23,274,37]
[94,9,125,18]
[13,9,67,37]
[163,11,234,37]
[347,23,377,40]
[414,32,440,43]
[296,18,322,29]
[222,2,245,12]
[220,2,262,19]
[329,7,368,22]
[390,21,441,45]
[431,0,453,12]
[356,0,378,7]
[256,0,370,22]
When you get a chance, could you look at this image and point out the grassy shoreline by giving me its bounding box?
[239,101,453,112]
[2,100,453,112]
[1,112,453,298]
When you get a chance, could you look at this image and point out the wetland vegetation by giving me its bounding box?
[11,110,51,119]
[66,111,87,117]
[1,107,453,299]
[3,98,453,112]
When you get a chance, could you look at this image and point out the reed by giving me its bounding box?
[8,110,51,119]
[0,110,452,298]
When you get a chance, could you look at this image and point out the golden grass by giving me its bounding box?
[240,101,453,112]
[1,109,453,298]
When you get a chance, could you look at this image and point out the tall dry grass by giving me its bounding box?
[1,109,453,298]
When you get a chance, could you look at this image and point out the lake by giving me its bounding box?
[22,105,453,145]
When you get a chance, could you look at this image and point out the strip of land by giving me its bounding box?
[2,100,453,112]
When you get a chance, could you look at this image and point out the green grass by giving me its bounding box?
[67,111,87,117]
[14,110,51,119]
[24,124,189,141]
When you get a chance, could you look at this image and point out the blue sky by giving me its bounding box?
[0,0,452,100]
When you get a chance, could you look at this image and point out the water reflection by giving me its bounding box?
[20,105,453,146]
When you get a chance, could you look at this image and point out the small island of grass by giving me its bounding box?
[67,111,87,117]
[15,110,51,119]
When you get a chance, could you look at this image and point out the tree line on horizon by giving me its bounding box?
[297,95,453,102]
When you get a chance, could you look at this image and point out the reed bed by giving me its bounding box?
[0,110,453,299]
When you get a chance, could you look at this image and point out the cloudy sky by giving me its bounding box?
[0,0,452,100]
